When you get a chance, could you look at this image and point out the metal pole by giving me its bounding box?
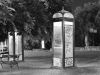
[22,33,24,61]
[73,21,75,67]
[93,30,94,46]
[62,19,65,69]
[13,31,15,56]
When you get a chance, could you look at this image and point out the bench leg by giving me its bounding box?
[10,61,13,69]
[17,63,19,69]
[10,61,19,70]
[0,58,3,68]
[0,62,3,68]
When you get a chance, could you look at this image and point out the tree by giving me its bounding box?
[74,1,100,47]
[0,0,15,41]
[14,0,73,48]
[0,0,73,49]
[46,0,72,14]
[11,0,72,39]
[9,0,49,49]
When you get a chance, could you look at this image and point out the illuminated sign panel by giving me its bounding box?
[41,40,45,49]
[15,32,22,60]
[8,32,22,60]
[64,21,73,67]
[53,22,63,67]
[8,32,14,55]
[53,21,74,67]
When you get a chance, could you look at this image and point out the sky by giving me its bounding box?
[69,0,99,10]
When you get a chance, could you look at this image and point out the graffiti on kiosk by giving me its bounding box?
[65,42,71,52]
[65,26,73,36]
[65,58,73,67]
[65,26,73,53]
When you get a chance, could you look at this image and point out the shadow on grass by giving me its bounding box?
[73,67,97,74]
[19,66,55,70]
[75,57,100,64]
[25,56,52,59]
[0,70,9,72]
[19,66,97,75]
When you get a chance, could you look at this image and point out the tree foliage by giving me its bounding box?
[74,1,100,46]
[47,0,72,14]
[10,0,72,40]
[0,0,15,41]
[0,0,72,49]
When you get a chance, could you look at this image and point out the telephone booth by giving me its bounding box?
[52,7,75,68]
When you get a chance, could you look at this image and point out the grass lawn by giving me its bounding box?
[0,50,100,75]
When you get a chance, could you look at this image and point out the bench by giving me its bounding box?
[0,52,20,69]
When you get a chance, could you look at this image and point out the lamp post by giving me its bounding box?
[89,27,97,46]
[52,7,75,68]
[93,27,97,46]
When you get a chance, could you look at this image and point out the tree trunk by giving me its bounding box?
[85,34,89,46]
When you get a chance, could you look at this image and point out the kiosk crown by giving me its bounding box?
[53,7,74,18]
